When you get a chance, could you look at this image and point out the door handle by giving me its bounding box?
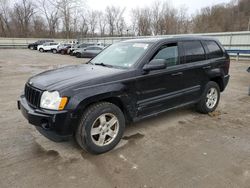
[171,72,183,76]
[203,65,211,69]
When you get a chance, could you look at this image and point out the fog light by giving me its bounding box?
[41,120,50,130]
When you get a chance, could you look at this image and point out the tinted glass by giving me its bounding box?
[152,44,178,67]
[87,47,95,50]
[94,47,102,50]
[91,42,151,68]
[182,41,205,63]
[204,41,223,59]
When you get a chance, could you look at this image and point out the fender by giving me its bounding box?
[206,67,229,91]
[65,82,137,120]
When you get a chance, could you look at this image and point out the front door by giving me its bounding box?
[135,42,186,117]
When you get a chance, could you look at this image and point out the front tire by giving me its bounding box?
[52,49,57,54]
[75,102,125,154]
[196,81,220,114]
[76,52,81,58]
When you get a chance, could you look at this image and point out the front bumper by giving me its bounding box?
[17,95,74,142]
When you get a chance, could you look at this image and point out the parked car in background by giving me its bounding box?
[68,43,96,56]
[28,39,54,50]
[37,42,59,52]
[73,46,104,58]
[56,43,72,54]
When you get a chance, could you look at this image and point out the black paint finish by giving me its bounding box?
[18,36,230,140]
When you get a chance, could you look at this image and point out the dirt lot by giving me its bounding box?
[0,49,249,188]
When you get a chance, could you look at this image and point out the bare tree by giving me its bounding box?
[131,7,152,36]
[0,0,11,37]
[87,10,98,36]
[115,8,125,36]
[105,6,121,36]
[177,6,189,34]
[32,15,46,37]
[79,14,88,38]
[97,11,106,36]
[12,0,36,37]
[36,0,60,37]
[57,0,82,38]
[151,0,161,35]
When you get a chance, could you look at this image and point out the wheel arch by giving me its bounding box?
[75,95,133,124]
[210,76,224,92]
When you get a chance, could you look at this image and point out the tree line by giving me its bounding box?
[0,0,249,39]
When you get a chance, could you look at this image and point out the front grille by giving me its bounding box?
[24,84,42,107]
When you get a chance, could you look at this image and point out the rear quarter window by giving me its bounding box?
[204,40,223,59]
[182,41,206,63]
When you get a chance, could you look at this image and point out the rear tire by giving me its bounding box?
[39,48,44,52]
[52,49,57,54]
[196,81,220,114]
[75,102,125,154]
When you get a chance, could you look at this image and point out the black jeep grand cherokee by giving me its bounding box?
[18,37,230,154]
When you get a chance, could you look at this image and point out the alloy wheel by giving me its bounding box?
[90,113,119,146]
[206,87,218,109]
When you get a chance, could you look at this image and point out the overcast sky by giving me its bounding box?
[87,0,232,23]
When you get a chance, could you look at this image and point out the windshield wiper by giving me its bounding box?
[87,61,94,65]
[94,62,113,68]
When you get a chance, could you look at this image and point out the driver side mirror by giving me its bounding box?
[143,59,167,72]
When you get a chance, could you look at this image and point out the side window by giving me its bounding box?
[182,41,206,63]
[152,44,179,67]
[204,40,223,59]
[87,47,95,50]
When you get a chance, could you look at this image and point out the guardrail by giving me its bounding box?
[0,31,250,59]
[226,49,250,61]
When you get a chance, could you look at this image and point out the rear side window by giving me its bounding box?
[94,47,102,50]
[182,41,206,63]
[204,41,223,59]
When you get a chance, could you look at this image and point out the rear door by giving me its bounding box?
[179,40,209,103]
[202,40,228,75]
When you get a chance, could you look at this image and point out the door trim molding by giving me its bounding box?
[137,85,201,108]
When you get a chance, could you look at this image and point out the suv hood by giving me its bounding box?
[28,64,125,92]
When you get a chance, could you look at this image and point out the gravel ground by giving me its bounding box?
[0,49,249,188]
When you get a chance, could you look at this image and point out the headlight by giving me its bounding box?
[40,91,68,110]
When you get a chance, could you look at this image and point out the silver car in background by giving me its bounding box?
[73,46,105,58]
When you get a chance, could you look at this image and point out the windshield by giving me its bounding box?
[90,42,151,68]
